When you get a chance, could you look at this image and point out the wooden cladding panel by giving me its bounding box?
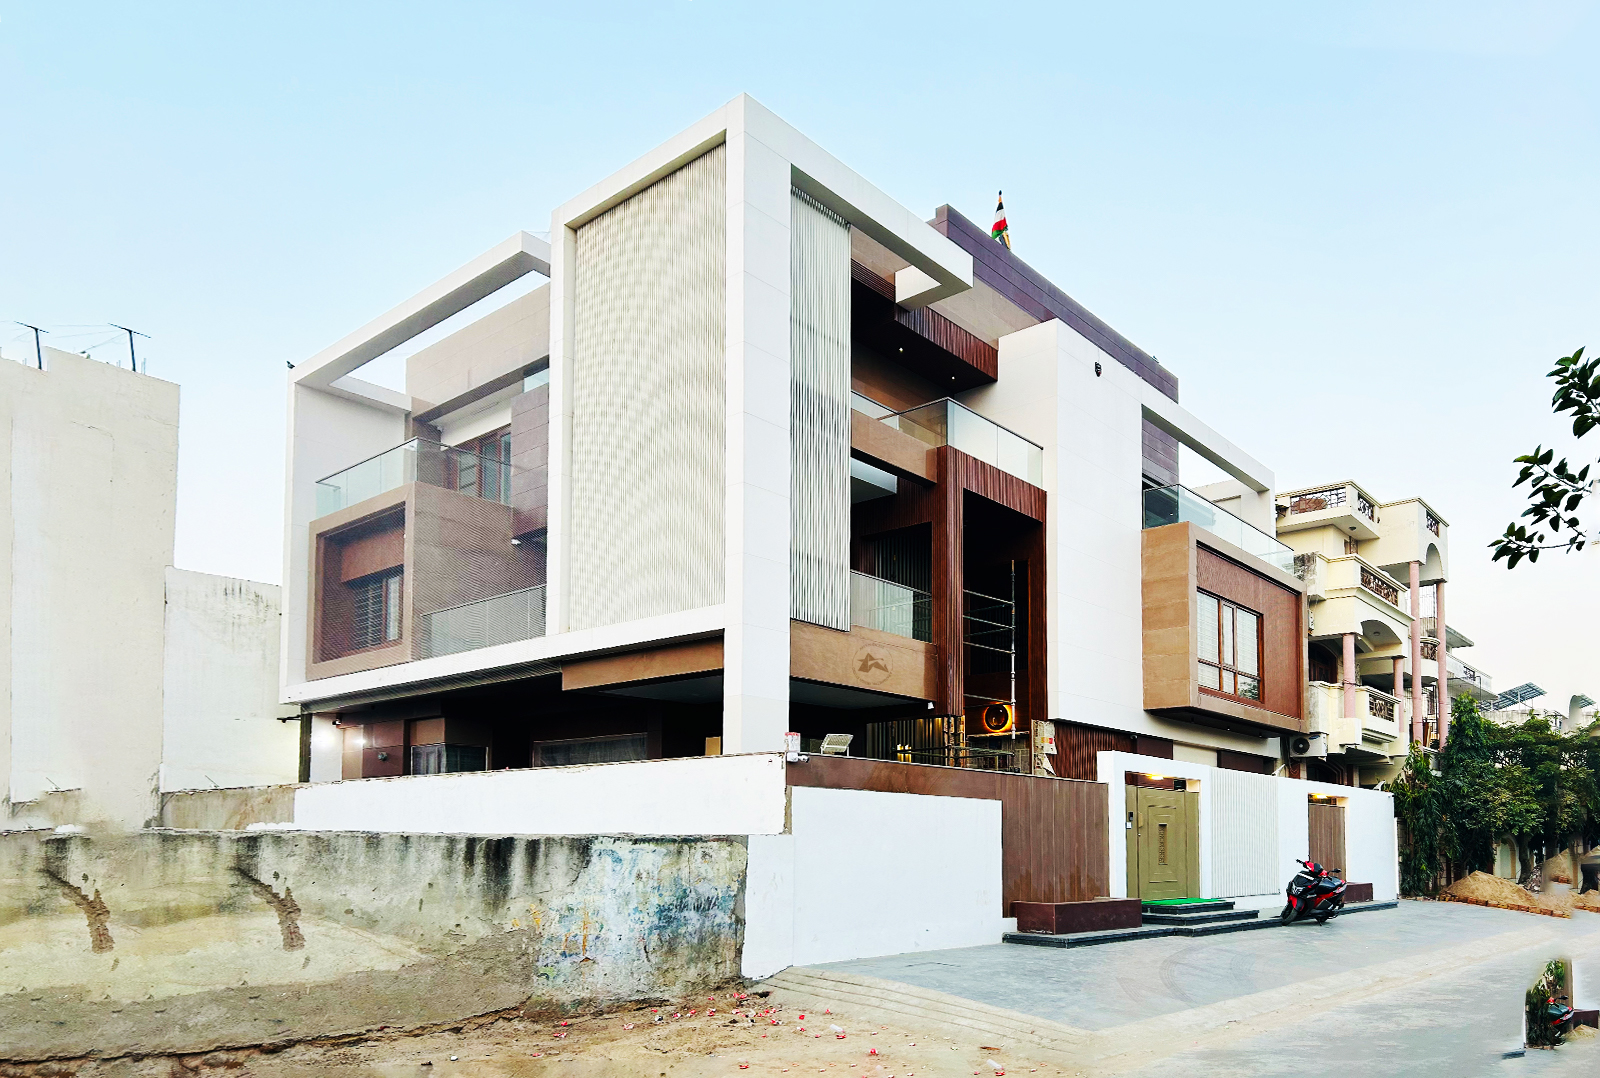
[1196,547,1304,720]
[562,639,724,691]
[1308,803,1347,876]
[788,755,1110,908]
[336,515,405,582]
[1055,721,1134,782]
[850,410,935,480]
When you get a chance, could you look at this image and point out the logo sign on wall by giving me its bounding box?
[852,646,892,686]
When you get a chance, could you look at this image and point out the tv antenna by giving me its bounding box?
[13,323,47,369]
[108,324,149,372]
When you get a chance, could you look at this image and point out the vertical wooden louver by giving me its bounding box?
[789,189,851,630]
[567,146,727,630]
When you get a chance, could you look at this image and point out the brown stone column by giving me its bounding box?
[1436,581,1449,744]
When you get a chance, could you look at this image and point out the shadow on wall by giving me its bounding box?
[0,829,747,1063]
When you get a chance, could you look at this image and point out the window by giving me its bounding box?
[350,569,402,650]
[1197,592,1261,702]
[452,429,512,504]
[411,743,487,775]
[532,733,648,768]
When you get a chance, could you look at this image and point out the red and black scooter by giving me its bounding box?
[1280,858,1347,925]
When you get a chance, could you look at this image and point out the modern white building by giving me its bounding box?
[280,96,1394,917]
[0,346,296,830]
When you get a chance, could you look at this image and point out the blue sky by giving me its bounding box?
[1,2,1596,710]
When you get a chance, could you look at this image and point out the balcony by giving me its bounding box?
[850,571,931,642]
[1308,682,1403,755]
[869,397,1044,486]
[1143,484,1296,575]
[421,585,547,659]
[1276,482,1383,541]
[316,439,512,518]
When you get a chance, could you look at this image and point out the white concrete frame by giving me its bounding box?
[544,95,972,753]
[281,99,973,750]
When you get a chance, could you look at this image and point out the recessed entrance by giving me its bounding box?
[1126,784,1200,900]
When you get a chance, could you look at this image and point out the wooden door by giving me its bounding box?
[1308,803,1347,876]
[1135,788,1192,900]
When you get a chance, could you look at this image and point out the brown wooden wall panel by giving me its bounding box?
[1308,803,1347,876]
[788,755,1110,910]
[563,639,725,691]
[337,516,405,582]
[1217,749,1273,774]
[1197,547,1304,719]
[1055,721,1135,782]
[790,621,936,701]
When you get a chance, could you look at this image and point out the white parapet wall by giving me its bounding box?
[292,752,789,836]
[1097,750,1398,904]
[741,786,1004,978]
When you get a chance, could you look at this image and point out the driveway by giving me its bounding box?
[801,900,1600,1076]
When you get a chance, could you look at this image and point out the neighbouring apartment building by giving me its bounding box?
[1269,481,1495,785]
[280,96,1397,922]
[0,346,296,830]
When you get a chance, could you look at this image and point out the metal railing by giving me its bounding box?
[1286,484,1378,523]
[880,398,1044,486]
[1368,690,1397,722]
[1360,566,1401,605]
[420,585,546,658]
[316,438,514,517]
[1143,484,1295,575]
[849,571,931,642]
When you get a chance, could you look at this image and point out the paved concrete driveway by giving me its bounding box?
[809,901,1600,1075]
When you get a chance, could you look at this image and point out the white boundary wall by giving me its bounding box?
[292,752,787,836]
[1097,750,1398,905]
[742,786,1003,978]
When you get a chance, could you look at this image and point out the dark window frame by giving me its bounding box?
[348,568,403,652]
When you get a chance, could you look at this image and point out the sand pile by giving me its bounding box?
[1573,889,1600,913]
[1441,872,1573,917]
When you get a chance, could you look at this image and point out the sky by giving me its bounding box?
[0,2,1596,712]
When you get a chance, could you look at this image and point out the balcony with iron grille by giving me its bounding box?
[1276,481,1384,542]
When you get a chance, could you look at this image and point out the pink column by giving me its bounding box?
[1436,581,1449,745]
[1409,561,1424,744]
[1343,631,1359,719]
[1392,657,1404,724]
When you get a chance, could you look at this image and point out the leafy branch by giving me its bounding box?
[1491,347,1600,567]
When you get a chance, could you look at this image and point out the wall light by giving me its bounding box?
[1147,773,1165,781]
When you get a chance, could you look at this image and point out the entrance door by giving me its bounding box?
[1128,787,1198,900]
[1308,802,1347,877]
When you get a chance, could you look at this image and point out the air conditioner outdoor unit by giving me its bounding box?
[1289,732,1328,759]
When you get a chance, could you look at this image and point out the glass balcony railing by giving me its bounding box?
[871,398,1044,486]
[1143,484,1295,575]
[420,585,546,658]
[315,438,514,518]
[850,571,931,642]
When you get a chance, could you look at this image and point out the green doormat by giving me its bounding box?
[1142,898,1216,905]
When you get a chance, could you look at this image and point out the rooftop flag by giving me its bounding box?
[991,191,1010,249]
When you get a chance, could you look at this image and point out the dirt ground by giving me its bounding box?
[0,989,1086,1078]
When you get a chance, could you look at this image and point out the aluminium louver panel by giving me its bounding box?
[788,189,851,630]
[568,146,727,630]
[1208,767,1281,897]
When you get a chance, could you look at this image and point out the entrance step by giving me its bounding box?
[1141,899,1234,915]
[1141,908,1259,926]
[1003,899,1400,949]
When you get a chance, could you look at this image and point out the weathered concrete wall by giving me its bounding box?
[0,348,179,831]
[159,783,299,830]
[0,828,746,1062]
[161,568,299,792]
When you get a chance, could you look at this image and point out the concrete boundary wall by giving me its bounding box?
[0,829,746,1061]
[292,751,788,835]
[1098,751,1397,903]
[742,786,1004,978]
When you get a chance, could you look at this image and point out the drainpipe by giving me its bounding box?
[1409,560,1424,745]
[1342,631,1358,722]
[1436,581,1449,745]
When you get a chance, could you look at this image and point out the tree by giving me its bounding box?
[1492,348,1600,567]
[1392,744,1445,893]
